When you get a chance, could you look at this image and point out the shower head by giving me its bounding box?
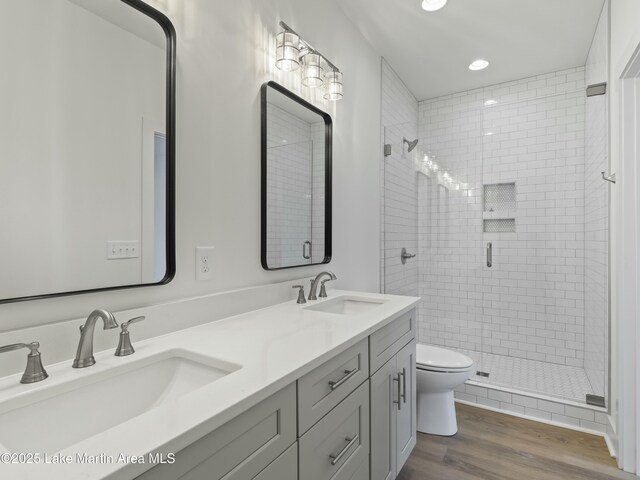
[403,137,419,153]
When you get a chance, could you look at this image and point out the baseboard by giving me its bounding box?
[604,414,618,458]
[604,432,617,459]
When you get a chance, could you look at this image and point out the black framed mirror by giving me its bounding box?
[261,81,332,270]
[0,0,176,303]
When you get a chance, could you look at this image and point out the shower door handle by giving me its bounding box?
[303,241,311,260]
[486,242,492,268]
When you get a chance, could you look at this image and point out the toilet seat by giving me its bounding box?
[416,344,473,373]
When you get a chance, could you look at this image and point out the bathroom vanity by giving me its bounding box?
[0,291,418,480]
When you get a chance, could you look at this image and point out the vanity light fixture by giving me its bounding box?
[324,70,343,100]
[301,51,324,87]
[469,59,489,71]
[275,30,300,71]
[421,0,447,11]
[276,21,343,101]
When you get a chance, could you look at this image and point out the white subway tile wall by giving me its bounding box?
[266,104,325,268]
[381,59,419,296]
[418,68,591,369]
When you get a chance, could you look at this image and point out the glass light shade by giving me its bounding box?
[301,52,324,87]
[275,31,300,71]
[323,70,343,101]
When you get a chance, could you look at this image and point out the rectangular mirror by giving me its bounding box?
[0,0,175,303]
[261,82,332,270]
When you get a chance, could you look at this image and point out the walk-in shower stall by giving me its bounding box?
[381,62,610,411]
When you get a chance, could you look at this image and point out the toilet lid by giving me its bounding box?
[416,344,473,371]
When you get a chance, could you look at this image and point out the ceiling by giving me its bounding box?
[337,0,605,100]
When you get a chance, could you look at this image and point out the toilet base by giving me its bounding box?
[417,390,458,436]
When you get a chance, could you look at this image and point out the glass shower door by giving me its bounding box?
[386,116,485,376]
[479,89,609,406]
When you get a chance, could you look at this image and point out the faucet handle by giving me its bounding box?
[319,279,331,298]
[292,285,307,304]
[115,316,145,357]
[121,316,145,332]
[0,341,48,384]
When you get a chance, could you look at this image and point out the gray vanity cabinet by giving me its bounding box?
[369,309,417,480]
[135,308,417,480]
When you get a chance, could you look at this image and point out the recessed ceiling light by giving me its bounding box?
[469,59,489,71]
[484,99,498,106]
[421,0,447,12]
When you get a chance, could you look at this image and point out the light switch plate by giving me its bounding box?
[107,241,139,260]
[196,246,215,280]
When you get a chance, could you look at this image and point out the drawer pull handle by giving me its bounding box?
[393,375,401,410]
[400,368,407,404]
[329,434,359,466]
[328,368,357,390]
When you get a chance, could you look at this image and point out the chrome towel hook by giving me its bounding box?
[602,171,616,184]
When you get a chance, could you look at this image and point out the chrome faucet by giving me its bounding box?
[73,309,118,368]
[308,271,337,300]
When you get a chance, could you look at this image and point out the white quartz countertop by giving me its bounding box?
[0,290,419,480]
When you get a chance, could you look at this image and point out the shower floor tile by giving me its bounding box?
[459,349,596,403]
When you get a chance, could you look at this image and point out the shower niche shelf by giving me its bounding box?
[483,218,516,233]
[483,182,516,233]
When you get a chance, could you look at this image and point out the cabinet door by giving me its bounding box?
[395,339,416,472]
[370,356,396,480]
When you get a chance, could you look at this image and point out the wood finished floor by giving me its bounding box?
[397,403,634,480]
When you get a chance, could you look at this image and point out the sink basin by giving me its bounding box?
[304,295,387,315]
[0,350,240,453]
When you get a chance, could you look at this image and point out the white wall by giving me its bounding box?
[0,0,382,333]
[609,0,640,465]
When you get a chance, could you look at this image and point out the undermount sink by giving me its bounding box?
[304,295,387,315]
[0,350,240,454]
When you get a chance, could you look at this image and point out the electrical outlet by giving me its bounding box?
[196,246,215,280]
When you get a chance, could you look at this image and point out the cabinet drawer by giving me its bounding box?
[252,443,297,480]
[299,380,370,480]
[298,338,369,434]
[136,383,296,480]
[369,309,415,374]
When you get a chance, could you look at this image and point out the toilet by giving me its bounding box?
[416,344,474,436]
